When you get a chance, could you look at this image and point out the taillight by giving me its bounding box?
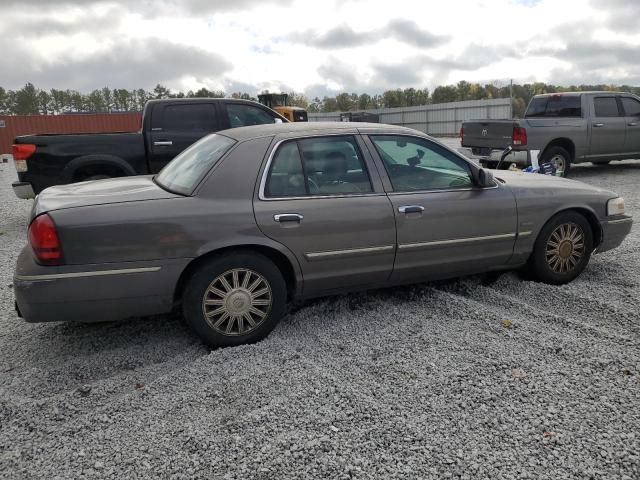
[12,144,35,173]
[512,127,527,146]
[459,127,464,140]
[28,214,64,265]
[12,144,36,160]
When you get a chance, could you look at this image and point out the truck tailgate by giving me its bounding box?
[462,120,516,149]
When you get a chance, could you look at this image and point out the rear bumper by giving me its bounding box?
[13,247,188,323]
[597,215,633,254]
[12,181,35,199]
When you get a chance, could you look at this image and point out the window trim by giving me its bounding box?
[368,134,479,193]
[259,134,377,201]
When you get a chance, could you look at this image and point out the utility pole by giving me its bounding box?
[510,79,513,118]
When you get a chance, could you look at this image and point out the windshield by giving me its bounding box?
[155,134,236,195]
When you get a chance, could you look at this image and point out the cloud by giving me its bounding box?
[289,20,449,50]
[1,38,233,91]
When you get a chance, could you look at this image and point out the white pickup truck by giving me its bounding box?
[461,91,640,176]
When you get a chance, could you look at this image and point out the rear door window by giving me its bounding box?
[594,97,621,117]
[264,136,373,197]
[622,97,640,117]
[160,104,218,131]
[525,95,582,117]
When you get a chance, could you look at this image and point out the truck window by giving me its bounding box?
[622,97,640,117]
[161,104,217,132]
[593,97,621,117]
[525,95,581,118]
[227,104,277,127]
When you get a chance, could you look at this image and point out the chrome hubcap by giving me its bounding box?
[202,268,272,336]
[545,223,584,274]
[549,154,566,173]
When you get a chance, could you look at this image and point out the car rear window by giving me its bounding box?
[155,134,235,195]
[594,97,621,117]
[525,95,582,117]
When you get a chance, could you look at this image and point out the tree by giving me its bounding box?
[14,83,40,115]
[153,84,171,99]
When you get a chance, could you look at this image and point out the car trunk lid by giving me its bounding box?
[31,175,180,220]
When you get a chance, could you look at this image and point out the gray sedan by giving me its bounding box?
[14,123,633,347]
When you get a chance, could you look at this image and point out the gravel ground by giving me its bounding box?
[0,149,639,479]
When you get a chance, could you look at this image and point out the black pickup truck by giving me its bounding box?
[11,98,287,198]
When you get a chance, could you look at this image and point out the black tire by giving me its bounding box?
[182,252,287,348]
[527,211,593,285]
[541,146,571,177]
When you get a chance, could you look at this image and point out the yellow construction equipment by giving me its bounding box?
[258,93,308,122]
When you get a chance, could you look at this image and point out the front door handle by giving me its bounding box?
[398,205,424,214]
[274,213,303,223]
[153,140,173,146]
[628,122,638,126]
[593,123,605,127]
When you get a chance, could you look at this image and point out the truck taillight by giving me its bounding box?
[12,144,36,173]
[28,214,64,266]
[459,127,464,140]
[512,127,527,146]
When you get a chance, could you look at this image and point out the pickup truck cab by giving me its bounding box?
[461,91,640,176]
[11,98,287,198]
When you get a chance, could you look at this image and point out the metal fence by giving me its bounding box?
[308,98,512,136]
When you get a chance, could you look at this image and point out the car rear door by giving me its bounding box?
[363,134,518,282]
[147,102,221,173]
[253,134,396,296]
[588,95,627,160]
[621,96,640,156]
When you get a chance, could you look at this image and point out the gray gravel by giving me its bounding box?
[1,150,639,479]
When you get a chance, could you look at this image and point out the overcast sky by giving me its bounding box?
[1,0,638,97]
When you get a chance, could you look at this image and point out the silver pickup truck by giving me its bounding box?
[461,91,640,176]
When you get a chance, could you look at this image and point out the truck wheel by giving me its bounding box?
[182,252,287,348]
[541,146,571,177]
[527,211,593,285]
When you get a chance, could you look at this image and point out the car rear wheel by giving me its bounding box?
[528,211,593,285]
[182,252,287,348]
[542,146,571,177]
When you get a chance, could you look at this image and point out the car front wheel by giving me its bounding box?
[528,211,594,285]
[182,252,287,348]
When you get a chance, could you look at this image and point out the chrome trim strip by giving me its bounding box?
[15,267,161,281]
[399,233,516,250]
[518,230,533,237]
[304,245,394,261]
[606,217,633,225]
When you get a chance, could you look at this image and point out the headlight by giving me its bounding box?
[607,197,625,216]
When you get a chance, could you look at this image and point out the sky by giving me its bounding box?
[1,0,639,97]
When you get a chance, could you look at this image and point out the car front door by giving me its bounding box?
[364,134,518,282]
[621,96,640,156]
[588,96,627,160]
[253,134,396,296]
[148,102,220,173]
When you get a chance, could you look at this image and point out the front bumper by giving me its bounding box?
[12,181,35,199]
[597,215,633,254]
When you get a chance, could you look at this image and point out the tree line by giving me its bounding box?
[1,82,639,118]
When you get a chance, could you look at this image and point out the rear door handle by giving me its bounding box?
[593,123,605,127]
[398,205,424,214]
[274,213,303,223]
[153,140,173,146]
[628,122,638,126]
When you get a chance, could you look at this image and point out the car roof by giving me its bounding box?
[217,122,419,141]
[535,91,633,97]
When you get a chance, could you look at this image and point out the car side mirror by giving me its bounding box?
[475,168,495,188]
